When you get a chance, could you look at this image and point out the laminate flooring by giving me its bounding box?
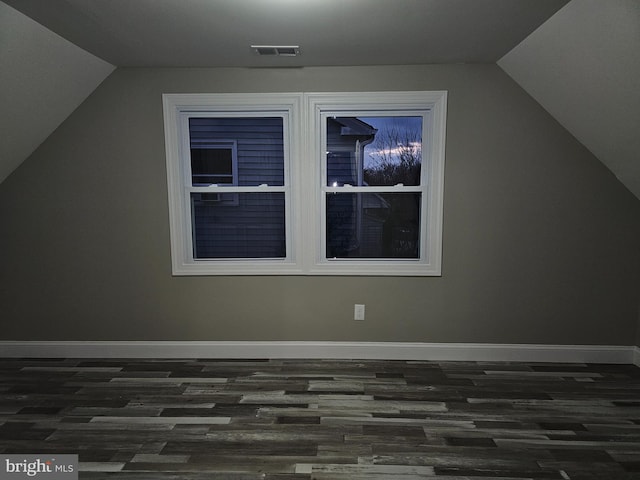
[0,358,639,479]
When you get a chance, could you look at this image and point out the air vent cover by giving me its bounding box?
[252,45,300,57]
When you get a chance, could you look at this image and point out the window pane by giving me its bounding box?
[189,117,284,186]
[326,193,420,259]
[192,192,286,259]
[191,147,233,185]
[326,116,422,187]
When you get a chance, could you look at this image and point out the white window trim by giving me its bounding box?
[163,91,446,276]
[163,93,304,275]
[304,91,447,276]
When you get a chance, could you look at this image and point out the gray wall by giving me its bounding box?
[1,65,639,345]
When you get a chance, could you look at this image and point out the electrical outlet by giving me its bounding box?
[354,304,365,321]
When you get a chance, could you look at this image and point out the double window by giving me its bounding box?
[163,91,446,276]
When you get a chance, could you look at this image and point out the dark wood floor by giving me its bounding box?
[1,358,639,479]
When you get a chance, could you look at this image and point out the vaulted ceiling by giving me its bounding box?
[1,0,639,199]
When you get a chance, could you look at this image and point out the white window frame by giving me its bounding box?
[163,91,446,276]
[163,93,304,275]
[304,92,447,276]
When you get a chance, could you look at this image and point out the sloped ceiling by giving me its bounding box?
[499,0,640,200]
[1,0,638,201]
[0,1,114,184]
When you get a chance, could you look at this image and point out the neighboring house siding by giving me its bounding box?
[192,193,285,258]
[189,117,284,186]
[189,118,286,258]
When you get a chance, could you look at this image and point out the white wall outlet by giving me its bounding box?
[354,304,365,321]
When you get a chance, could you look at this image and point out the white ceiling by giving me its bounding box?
[2,0,568,67]
[1,0,639,200]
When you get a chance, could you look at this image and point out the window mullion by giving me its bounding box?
[188,186,288,193]
[322,186,423,194]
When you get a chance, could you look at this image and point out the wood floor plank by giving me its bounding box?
[0,358,639,478]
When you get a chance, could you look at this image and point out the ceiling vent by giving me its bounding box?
[252,45,300,57]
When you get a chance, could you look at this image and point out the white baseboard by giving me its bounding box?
[0,341,637,364]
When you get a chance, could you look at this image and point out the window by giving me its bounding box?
[163,91,446,276]
[190,140,236,187]
[324,116,422,259]
[306,92,447,276]
[163,93,302,275]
